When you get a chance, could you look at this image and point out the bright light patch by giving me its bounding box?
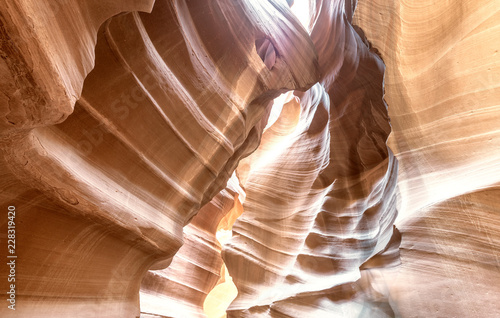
[290,0,311,31]
[264,91,294,131]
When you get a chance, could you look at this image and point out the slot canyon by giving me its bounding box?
[0,0,499,317]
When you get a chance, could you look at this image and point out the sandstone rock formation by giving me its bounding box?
[354,0,500,219]
[223,0,400,315]
[0,0,319,316]
[140,174,244,318]
[0,0,498,317]
[352,0,500,316]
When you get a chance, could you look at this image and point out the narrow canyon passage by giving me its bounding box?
[0,0,498,317]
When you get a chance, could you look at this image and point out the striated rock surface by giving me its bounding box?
[1,0,498,317]
[352,0,500,316]
[363,187,500,317]
[140,174,243,318]
[0,0,156,132]
[354,0,500,219]
[223,1,400,316]
[1,0,319,317]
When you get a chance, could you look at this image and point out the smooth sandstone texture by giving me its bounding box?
[1,0,319,317]
[352,0,500,316]
[363,188,500,318]
[0,0,156,132]
[0,0,497,317]
[140,174,244,318]
[223,0,399,316]
[354,0,500,219]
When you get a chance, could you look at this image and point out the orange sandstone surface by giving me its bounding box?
[0,0,498,317]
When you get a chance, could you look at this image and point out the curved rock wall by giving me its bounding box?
[140,187,236,318]
[354,0,500,218]
[1,0,497,317]
[1,0,319,317]
[371,188,500,317]
[352,0,500,316]
[223,1,399,316]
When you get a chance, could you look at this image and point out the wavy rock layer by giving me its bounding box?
[0,0,156,132]
[365,187,500,317]
[140,175,243,318]
[223,1,400,316]
[353,0,500,316]
[354,0,500,218]
[1,0,319,317]
[2,0,495,317]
